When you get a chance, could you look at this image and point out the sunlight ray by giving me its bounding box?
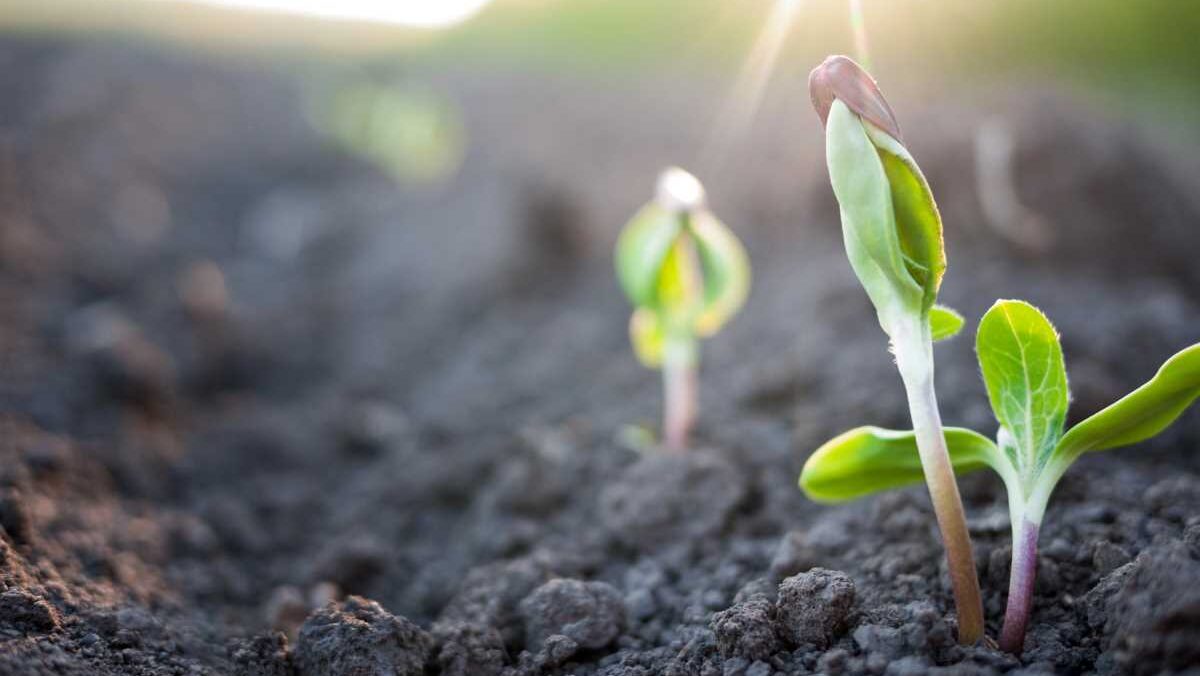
[698,0,802,176]
[848,0,872,70]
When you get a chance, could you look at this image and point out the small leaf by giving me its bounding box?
[976,300,1069,475]
[690,211,751,337]
[628,308,665,368]
[800,426,1002,503]
[615,204,681,309]
[1054,343,1200,462]
[930,305,965,342]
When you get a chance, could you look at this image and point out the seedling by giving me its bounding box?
[615,167,750,452]
[809,55,984,643]
[801,299,1200,653]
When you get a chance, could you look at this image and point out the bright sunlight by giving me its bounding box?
[167,0,495,28]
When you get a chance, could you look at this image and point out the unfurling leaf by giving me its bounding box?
[930,305,965,342]
[825,100,922,326]
[822,97,946,332]
[615,168,750,364]
[976,300,1069,475]
[800,426,1002,503]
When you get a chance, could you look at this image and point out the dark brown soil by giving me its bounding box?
[1,37,1199,676]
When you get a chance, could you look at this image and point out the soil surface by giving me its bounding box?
[1,37,1199,676]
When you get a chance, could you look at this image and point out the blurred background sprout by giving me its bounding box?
[616,167,750,452]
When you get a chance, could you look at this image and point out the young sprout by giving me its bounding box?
[615,167,750,452]
[809,55,984,644]
[801,299,1200,653]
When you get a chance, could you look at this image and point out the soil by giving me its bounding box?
[1,37,1200,676]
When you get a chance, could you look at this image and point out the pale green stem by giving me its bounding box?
[662,335,698,453]
[893,317,985,645]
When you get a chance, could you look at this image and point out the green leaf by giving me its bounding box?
[1055,343,1200,462]
[930,305,965,342]
[824,100,948,334]
[615,203,681,309]
[690,211,751,337]
[976,301,1069,475]
[653,231,705,331]
[800,426,1002,503]
[864,124,946,310]
[825,100,924,329]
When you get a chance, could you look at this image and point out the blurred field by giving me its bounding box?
[5,0,1200,149]
[3,1,1198,86]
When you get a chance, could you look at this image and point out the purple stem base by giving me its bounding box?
[999,518,1040,654]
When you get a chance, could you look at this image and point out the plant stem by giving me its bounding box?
[999,517,1040,654]
[894,320,985,645]
[662,336,698,453]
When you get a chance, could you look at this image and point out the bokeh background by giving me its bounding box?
[4,0,1198,433]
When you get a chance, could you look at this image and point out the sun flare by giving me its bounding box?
[700,0,802,174]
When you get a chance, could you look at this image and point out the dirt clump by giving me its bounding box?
[294,596,432,676]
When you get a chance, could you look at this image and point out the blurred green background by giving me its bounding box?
[6,0,1199,92]
[4,0,1198,181]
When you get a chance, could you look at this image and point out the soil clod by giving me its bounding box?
[518,578,626,652]
[0,588,59,633]
[294,596,432,676]
[599,452,746,551]
[710,593,781,660]
[775,568,855,650]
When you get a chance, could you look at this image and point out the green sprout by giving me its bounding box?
[809,55,984,644]
[801,299,1200,653]
[615,167,750,452]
